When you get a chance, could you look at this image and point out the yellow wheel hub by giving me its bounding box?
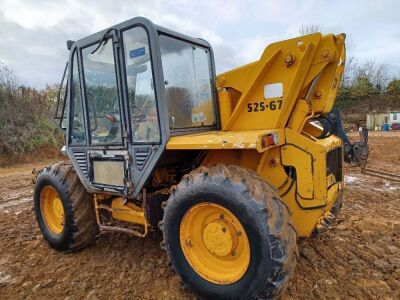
[40,185,64,234]
[180,203,250,285]
[203,220,235,257]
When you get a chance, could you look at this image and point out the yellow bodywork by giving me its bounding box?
[166,32,346,237]
[167,129,284,152]
[111,197,147,226]
[93,194,149,237]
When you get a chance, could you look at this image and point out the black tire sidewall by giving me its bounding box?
[34,172,75,250]
[164,182,272,299]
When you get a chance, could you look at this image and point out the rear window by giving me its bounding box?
[159,35,216,129]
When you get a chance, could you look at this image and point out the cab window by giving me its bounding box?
[122,27,160,143]
[70,51,86,145]
[81,40,122,145]
[55,62,68,130]
[159,35,216,129]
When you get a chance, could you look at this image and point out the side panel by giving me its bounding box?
[201,130,344,237]
[281,144,314,199]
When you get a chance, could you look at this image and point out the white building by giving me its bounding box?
[388,111,400,125]
[366,113,388,130]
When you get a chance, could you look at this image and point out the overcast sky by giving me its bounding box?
[0,0,399,88]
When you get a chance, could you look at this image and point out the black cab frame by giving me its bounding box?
[55,17,219,198]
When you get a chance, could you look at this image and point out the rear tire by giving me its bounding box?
[161,165,298,299]
[34,161,99,251]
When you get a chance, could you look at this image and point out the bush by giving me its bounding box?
[350,76,373,101]
[386,79,400,96]
[0,62,64,162]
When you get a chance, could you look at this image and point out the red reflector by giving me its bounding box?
[262,134,276,148]
[268,134,275,145]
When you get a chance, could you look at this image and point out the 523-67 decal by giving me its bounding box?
[247,100,283,112]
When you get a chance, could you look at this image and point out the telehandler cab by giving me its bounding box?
[34,17,346,299]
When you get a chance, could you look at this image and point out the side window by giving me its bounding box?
[54,62,68,129]
[60,80,68,130]
[159,35,216,129]
[70,52,86,145]
[82,40,122,145]
[123,27,160,143]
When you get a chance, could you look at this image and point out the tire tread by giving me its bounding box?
[34,161,98,252]
[162,164,298,299]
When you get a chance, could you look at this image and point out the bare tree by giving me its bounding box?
[299,24,320,35]
[355,61,390,93]
[356,61,375,79]
[373,63,390,93]
[341,56,357,88]
[0,61,18,94]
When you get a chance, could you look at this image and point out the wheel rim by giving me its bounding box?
[180,202,250,285]
[40,185,64,234]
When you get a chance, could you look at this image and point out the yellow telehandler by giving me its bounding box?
[34,17,346,299]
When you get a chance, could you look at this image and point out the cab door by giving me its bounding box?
[120,26,162,196]
[78,33,130,195]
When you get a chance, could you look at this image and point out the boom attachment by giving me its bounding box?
[326,108,369,167]
[327,109,400,182]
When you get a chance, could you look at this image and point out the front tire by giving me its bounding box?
[161,165,298,299]
[34,161,99,251]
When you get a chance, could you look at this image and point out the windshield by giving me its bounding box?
[81,41,123,145]
[159,35,216,129]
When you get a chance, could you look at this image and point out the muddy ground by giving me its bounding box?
[0,132,399,299]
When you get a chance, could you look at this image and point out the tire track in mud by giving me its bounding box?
[0,161,57,212]
[0,171,33,212]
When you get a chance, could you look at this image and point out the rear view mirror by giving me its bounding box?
[66,40,74,50]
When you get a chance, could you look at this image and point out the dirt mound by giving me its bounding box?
[0,135,399,299]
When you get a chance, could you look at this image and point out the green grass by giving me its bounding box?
[24,135,58,152]
[36,117,57,131]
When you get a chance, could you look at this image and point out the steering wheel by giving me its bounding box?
[104,112,121,142]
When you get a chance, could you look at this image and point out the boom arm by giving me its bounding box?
[215,33,346,132]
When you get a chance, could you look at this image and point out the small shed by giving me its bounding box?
[366,113,388,130]
[388,112,400,125]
